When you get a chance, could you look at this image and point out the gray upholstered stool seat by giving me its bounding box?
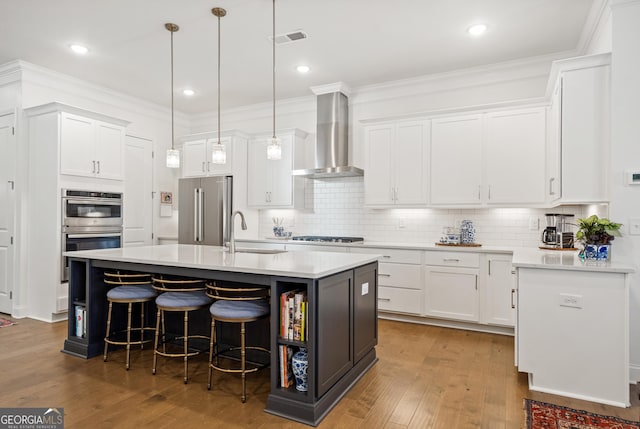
[209,300,270,320]
[107,285,157,301]
[156,290,211,308]
[206,282,271,402]
[103,272,156,370]
[152,277,212,384]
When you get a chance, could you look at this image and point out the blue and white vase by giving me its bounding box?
[291,348,308,392]
[460,220,475,244]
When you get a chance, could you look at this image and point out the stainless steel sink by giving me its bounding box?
[234,248,287,254]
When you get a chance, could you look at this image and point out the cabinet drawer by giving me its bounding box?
[378,286,423,315]
[424,251,479,268]
[351,247,421,264]
[378,262,421,290]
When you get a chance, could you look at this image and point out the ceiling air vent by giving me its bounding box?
[269,30,308,45]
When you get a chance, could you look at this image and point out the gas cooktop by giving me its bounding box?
[291,236,364,243]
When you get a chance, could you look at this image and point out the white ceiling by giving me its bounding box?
[1,0,598,114]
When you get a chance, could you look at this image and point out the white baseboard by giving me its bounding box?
[9,305,29,319]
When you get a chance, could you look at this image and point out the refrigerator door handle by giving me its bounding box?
[194,188,200,242]
[199,188,205,241]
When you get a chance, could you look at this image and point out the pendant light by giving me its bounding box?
[211,7,227,165]
[266,0,282,160]
[165,23,180,168]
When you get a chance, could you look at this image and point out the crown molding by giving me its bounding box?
[577,0,611,54]
[0,60,24,86]
[611,0,640,8]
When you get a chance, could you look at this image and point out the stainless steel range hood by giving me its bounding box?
[292,83,363,178]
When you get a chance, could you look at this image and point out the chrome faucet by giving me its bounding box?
[228,210,247,254]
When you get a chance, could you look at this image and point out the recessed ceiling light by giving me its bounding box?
[467,24,488,36]
[296,65,310,74]
[183,89,195,96]
[70,44,89,55]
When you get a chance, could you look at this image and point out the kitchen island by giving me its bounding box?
[513,248,635,407]
[63,244,379,426]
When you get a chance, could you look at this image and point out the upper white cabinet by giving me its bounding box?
[181,132,243,177]
[364,120,430,207]
[549,54,610,204]
[247,129,309,208]
[431,114,483,205]
[60,112,126,180]
[546,84,562,203]
[430,108,546,206]
[484,108,546,205]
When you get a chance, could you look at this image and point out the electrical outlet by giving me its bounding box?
[398,218,406,229]
[559,293,582,309]
[629,217,640,236]
[361,282,369,296]
[529,216,539,231]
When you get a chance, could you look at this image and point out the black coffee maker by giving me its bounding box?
[541,213,575,248]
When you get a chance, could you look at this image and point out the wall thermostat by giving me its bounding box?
[626,171,640,185]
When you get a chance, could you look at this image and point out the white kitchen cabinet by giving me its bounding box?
[60,112,125,180]
[559,61,610,203]
[247,129,308,208]
[546,84,562,203]
[364,120,429,206]
[181,134,237,177]
[484,108,546,205]
[483,253,515,327]
[424,251,479,322]
[517,266,629,406]
[430,114,483,205]
[431,108,546,206]
[350,247,424,316]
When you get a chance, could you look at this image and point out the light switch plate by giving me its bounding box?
[629,218,640,236]
[529,216,539,231]
[559,293,582,309]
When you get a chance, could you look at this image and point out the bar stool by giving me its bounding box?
[206,281,271,402]
[152,276,212,384]
[103,271,156,370]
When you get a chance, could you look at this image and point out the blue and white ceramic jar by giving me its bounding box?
[460,220,475,244]
[291,348,308,392]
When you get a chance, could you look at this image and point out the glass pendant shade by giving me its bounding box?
[166,148,180,168]
[212,143,226,164]
[266,137,282,160]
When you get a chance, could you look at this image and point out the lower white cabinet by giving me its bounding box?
[483,253,516,327]
[378,286,423,315]
[424,266,479,322]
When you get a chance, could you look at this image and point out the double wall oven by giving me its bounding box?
[61,189,123,282]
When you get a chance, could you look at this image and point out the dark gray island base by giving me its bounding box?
[63,245,379,426]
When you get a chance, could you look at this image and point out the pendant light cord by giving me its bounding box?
[272,0,276,140]
[170,29,175,151]
[217,12,221,146]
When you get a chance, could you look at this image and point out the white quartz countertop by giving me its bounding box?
[238,238,514,254]
[64,244,380,279]
[512,248,635,273]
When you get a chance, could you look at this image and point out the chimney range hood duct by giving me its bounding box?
[292,83,363,179]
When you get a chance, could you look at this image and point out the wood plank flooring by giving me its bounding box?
[0,315,638,428]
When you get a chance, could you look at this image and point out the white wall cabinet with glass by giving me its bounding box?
[430,107,546,207]
[247,129,309,209]
[363,120,430,207]
[60,111,127,181]
[180,131,249,178]
[546,53,611,204]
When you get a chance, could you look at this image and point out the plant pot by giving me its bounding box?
[581,243,611,261]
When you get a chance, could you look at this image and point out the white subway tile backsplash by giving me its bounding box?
[258,177,586,246]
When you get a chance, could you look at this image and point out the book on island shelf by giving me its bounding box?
[280,290,307,341]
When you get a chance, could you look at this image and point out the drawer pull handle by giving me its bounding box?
[443,258,460,262]
[511,288,516,309]
[382,255,392,258]
[378,298,391,302]
[378,273,391,277]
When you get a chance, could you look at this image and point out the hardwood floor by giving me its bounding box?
[0,315,638,428]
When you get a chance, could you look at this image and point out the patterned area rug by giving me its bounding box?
[0,317,16,328]
[525,399,640,429]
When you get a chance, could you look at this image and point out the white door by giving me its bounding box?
[124,135,153,246]
[0,114,15,314]
[431,115,483,205]
[364,124,394,205]
[95,121,124,180]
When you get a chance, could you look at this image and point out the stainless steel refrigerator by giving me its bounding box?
[178,176,232,245]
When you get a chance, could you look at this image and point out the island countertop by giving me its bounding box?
[64,244,380,279]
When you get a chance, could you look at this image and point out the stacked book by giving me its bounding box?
[279,290,307,341]
[278,345,295,388]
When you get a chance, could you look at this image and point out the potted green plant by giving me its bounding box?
[575,215,622,260]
